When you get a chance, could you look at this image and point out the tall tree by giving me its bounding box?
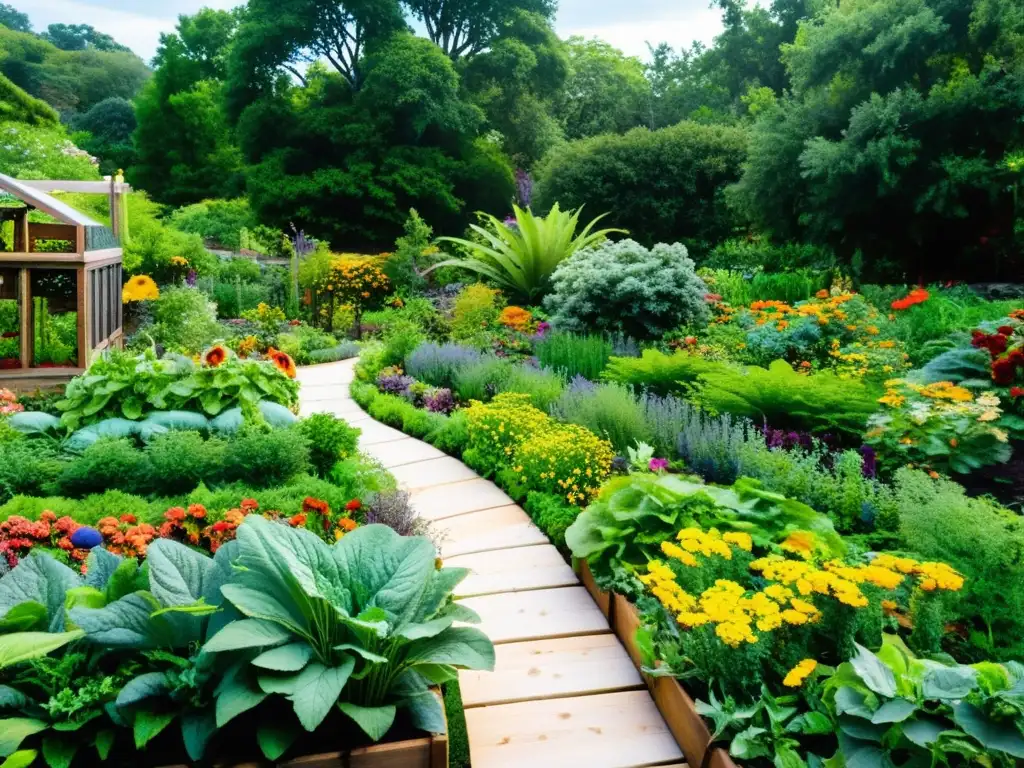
[41,23,132,53]
[555,37,651,139]
[132,9,243,204]
[403,0,556,59]
[0,3,30,33]
[730,0,1024,281]
[461,10,568,166]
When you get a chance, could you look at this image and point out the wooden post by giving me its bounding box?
[19,268,30,368]
[77,267,87,368]
[12,210,27,253]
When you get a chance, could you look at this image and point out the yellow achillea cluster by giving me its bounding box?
[783,659,818,687]
[516,423,614,506]
[870,554,965,592]
[661,527,752,567]
[316,257,390,311]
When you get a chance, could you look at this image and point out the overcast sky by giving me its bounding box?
[11,0,725,63]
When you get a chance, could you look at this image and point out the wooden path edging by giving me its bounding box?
[296,360,687,768]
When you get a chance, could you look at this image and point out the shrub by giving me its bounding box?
[123,224,218,284]
[453,357,514,402]
[534,121,747,250]
[692,360,877,439]
[703,238,835,274]
[426,410,470,455]
[54,438,149,498]
[515,423,614,507]
[380,319,426,368]
[604,349,728,396]
[535,333,612,381]
[463,393,550,473]
[365,490,423,537]
[524,491,579,548]
[146,431,227,495]
[222,426,312,487]
[550,380,653,455]
[546,240,711,340]
[275,325,339,365]
[450,284,504,348]
[673,408,754,485]
[298,414,361,477]
[894,468,1024,659]
[434,204,625,302]
[499,365,565,411]
[168,198,256,250]
[405,342,484,389]
[0,440,64,502]
[307,342,361,363]
[149,286,222,353]
[384,209,432,295]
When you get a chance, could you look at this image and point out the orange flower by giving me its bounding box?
[302,497,330,515]
[267,347,297,378]
[204,344,228,367]
[338,517,358,532]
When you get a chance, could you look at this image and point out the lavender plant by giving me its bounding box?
[424,387,455,414]
[550,381,652,454]
[405,342,484,389]
[376,371,415,398]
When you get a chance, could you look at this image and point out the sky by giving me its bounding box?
[10,0,725,64]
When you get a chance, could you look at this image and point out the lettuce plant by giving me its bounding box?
[204,517,494,752]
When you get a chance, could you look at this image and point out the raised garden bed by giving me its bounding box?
[577,560,737,768]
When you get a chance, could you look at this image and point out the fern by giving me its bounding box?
[603,349,729,395]
[692,360,876,439]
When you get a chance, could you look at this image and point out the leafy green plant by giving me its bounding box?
[149,286,222,353]
[824,636,1024,766]
[603,349,728,396]
[297,414,361,477]
[53,438,149,498]
[549,380,653,455]
[498,365,565,411]
[566,474,844,577]
[544,239,711,340]
[204,518,495,747]
[222,426,312,488]
[145,431,227,495]
[432,203,625,302]
[523,492,579,549]
[535,333,613,381]
[0,441,64,503]
[56,349,299,430]
[449,284,504,349]
[692,360,877,439]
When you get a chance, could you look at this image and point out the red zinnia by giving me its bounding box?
[345,499,362,512]
[992,357,1017,385]
[210,521,231,533]
[289,513,307,527]
[998,326,1015,336]
[203,345,228,368]
[1011,387,1024,399]
[120,514,137,524]
[187,504,207,519]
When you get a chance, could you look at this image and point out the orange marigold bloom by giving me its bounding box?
[204,344,229,367]
[303,497,330,515]
[267,347,297,378]
[338,517,358,532]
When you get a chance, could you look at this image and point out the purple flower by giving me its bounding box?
[377,373,416,397]
[533,322,551,340]
[186,269,197,287]
[649,458,669,472]
[503,216,519,231]
[424,388,455,414]
[515,169,533,208]
[860,445,878,479]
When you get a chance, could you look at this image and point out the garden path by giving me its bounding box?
[296,359,686,768]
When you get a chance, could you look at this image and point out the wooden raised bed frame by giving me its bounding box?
[163,692,448,768]
[577,560,738,768]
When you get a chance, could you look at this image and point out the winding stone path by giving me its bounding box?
[297,360,686,768]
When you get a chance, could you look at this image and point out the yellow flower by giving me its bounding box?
[978,409,999,422]
[723,531,753,552]
[782,659,817,687]
[122,274,160,303]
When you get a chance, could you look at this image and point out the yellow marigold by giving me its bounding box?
[780,531,815,559]
[715,621,758,647]
[122,274,160,303]
[677,611,712,628]
[723,531,753,552]
[789,598,819,616]
[782,659,817,687]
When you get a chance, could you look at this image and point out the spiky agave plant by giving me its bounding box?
[428,203,626,302]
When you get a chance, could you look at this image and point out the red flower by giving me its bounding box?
[187,504,207,519]
[891,288,930,311]
[998,326,1015,336]
[1010,348,1024,365]
[39,510,56,523]
[119,514,137,524]
[1011,387,1024,399]
[345,499,362,512]
[303,497,330,515]
[210,521,231,533]
[240,498,259,512]
[165,507,186,522]
[289,513,307,527]
[992,357,1017,385]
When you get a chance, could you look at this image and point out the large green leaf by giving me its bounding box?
[0,718,47,757]
[869,699,916,724]
[41,734,77,768]
[214,665,268,728]
[0,603,47,633]
[0,631,83,670]
[82,549,123,592]
[204,618,292,653]
[257,719,300,761]
[115,672,170,708]
[7,412,61,435]
[332,524,436,629]
[952,701,1024,757]
[147,539,214,607]
[0,750,38,768]
[921,666,979,699]
[0,554,81,632]
[133,710,175,749]
[404,690,446,735]
[251,642,313,672]
[181,710,218,761]
[850,644,897,698]
[404,626,495,671]
[69,593,168,648]
[337,702,396,742]
[287,659,355,731]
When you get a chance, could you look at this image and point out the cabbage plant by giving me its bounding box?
[430,203,625,302]
[204,517,494,752]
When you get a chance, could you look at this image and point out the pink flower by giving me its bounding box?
[649,458,669,472]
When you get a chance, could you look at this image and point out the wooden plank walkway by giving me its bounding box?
[297,360,685,768]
